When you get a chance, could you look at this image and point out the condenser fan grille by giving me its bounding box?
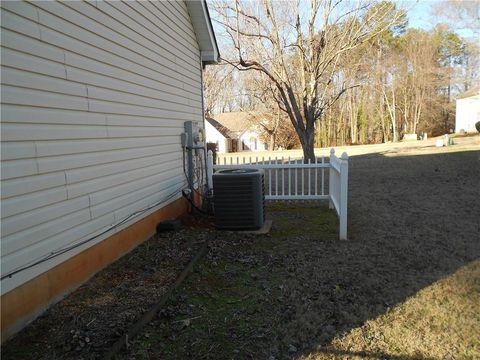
[213,169,265,230]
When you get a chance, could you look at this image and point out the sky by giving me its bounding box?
[401,0,479,39]
[209,0,479,40]
[403,0,434,30]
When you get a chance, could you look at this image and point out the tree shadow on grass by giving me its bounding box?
[307,348,438,360]
[295,150,479,358]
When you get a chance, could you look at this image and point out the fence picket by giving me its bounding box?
[288,156,291,196]
[308,158,311,195]
[302,158,305,195]
[295,159,298,195]
[208,149,348,240]
[269,156,272,196]
[275,156,278,195]
[322,157,325,195]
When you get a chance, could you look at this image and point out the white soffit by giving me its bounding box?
[185,0,220,64]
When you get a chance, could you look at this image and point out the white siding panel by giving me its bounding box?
[35,136,178,157]
[88,99,194,119]
[66,67,202,106]
[1,159,38,180]
[64,52,191,97]
[1,142,36,161]
[0,0,205,295]
[1,196,90,238]
[1,186,67,218]
[113,181,185,221]
[37,144,178,174]
[41,26,193,91]
[64,1,199,65]
[0,8,40,39]
[1,123,107,141]
[1,208,92,260]
[1,172,66,199]
[65,153,180,184]
[139,1,197,46]
[90,172,183,218]
[86,86,194,114]
[107,126,183,138]
[1,105,107,126]
[89,168,182,207]
[96,1,199,63]
[1,1,39,22]
[0,211,115,294]
[1,67,87,97]
[129,1,198,46]
[67,157,181,199]
[105,114,189,127]
[1,48,66,79]
[2,85,88,111]
[1,29,65,63]
[36,5,200,85]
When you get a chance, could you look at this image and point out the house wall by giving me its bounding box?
[455,95,480,133]
[1,0,204,337]
[205,119,228,153]
[238,130,268,152]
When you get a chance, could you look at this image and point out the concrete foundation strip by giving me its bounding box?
[103,241,208,360]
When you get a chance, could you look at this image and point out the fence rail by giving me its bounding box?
[206,149,348,240]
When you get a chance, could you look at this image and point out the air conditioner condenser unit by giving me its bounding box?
[213,168,265,230]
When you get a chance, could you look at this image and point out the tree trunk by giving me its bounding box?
[298,128,315,163]
[269,132,275,151]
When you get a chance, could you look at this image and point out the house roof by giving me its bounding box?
[456,86,480,100]
[185,1,220,64]
[206,112,257,138]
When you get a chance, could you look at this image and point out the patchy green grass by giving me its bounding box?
[125,197,480,360]
[126,202,338,359]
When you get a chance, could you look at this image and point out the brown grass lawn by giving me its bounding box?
[2,136,479,360]
[304,260,480,360]
[123,138,480,359]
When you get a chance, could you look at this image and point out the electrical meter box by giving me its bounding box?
[184,121,204,148]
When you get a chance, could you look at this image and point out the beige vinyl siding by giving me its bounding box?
[0,0,202,294]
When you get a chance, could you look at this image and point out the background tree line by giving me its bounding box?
[204,0,479,156]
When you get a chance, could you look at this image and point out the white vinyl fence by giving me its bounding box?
[206,149,349,240]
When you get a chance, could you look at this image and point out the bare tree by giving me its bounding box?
[203,63,238,116]
[432,0,480,37]
[212,0,404,161]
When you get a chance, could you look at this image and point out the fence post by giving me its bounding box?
[207,150,214,191]
[339,152,349,240]
[328,148,335,209]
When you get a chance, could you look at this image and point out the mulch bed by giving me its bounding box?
[1,214,210,360]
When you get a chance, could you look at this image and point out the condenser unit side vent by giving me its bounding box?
[213,169,265,230]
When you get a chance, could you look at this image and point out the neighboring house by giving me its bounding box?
[0,0,219,340]
[205,112,268,153]
[455,86,480,133]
